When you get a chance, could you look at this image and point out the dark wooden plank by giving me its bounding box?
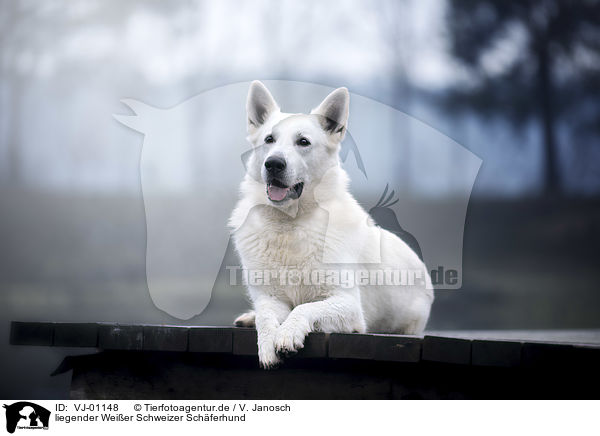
[422,335,472,365]
[570,344,600,368]
[427,329,600,345]
[98,324,143,350]
[143,326,188,352]
[329,333,375,360]
[519,342,599,367]
[232,328,257,355]
[373,334,422,363]
[297,332,329,358]
[54,323,98,347]
[189,327,233,353]
[471,339,522,367]
[10,321,54,346]
[10,321,600,372]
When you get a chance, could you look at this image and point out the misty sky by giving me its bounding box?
[1,0,596,195]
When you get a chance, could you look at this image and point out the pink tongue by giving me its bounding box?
[268,185,289,201]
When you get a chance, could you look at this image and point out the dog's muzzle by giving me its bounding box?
[266,178,304,202]
[264,156,303,202]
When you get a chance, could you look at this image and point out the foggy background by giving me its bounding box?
[1,0,599,398]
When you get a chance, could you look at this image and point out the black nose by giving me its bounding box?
[264,156,286,173]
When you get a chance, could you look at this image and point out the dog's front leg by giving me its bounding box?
[274,289,366,355]
[251,292,291,369]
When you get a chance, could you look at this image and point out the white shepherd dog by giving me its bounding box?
[229,81,433,368]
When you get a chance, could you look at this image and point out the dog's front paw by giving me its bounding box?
[274,316,310,355]
[258,340,281,369]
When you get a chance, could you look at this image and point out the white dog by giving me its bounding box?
[229,81,433,368]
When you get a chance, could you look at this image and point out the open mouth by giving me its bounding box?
[267,179,304,202]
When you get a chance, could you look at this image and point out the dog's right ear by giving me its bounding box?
[246,81,279,132]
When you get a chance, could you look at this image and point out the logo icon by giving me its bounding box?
[3,402,50,433]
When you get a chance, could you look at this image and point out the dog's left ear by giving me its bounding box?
[311,87,349,141]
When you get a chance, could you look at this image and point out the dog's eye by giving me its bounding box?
[264,135,274,144]
[297,137,311,147]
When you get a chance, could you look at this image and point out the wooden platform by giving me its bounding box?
[9,322,600,399]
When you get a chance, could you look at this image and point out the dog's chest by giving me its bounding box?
[232,206,333,303]
[234,207,328,268]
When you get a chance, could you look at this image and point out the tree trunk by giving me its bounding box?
[538,40,560,197]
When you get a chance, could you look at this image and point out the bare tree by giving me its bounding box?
[445,0,600,196]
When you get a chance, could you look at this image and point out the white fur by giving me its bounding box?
[230,81,433,368]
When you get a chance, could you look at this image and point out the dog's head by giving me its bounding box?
[244,81,349,207]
